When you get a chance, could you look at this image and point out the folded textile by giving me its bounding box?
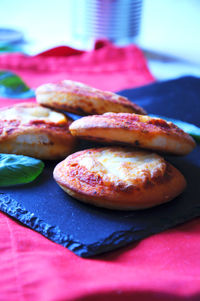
[0,41,155,93]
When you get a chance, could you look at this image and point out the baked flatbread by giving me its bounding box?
[0,102,76,160]
[69,113,196,155]
[36,80,146,115]
[53,147,186,210]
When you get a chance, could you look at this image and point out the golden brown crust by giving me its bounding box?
[36,80,146,115]
[69,113,196,155]
[53,147,187,210]
[0,102,76,160]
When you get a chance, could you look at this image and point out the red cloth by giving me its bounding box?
[1,42,200,301]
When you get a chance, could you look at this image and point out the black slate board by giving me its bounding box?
[0,76,200,258]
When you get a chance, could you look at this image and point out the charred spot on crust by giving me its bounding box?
[71,166,103,187]
[141,129,149,134]
[143,178,154,189]
[42,141,54,146]
[96,137,105,141]
[89,108,99,115]
[85,102,94,108]
[112,182,135,193]
[67,104,90,115]
[151,162,172,185]
[29,120,48,126]
[74,105,87,115]
[29,120,70,132]
[164,162,173,180]
[80,173,103,186]
[134,140,140,146]
[50,103,87,116]
[148,118,170,128]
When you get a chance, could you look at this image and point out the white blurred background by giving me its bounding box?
[0,0,200,79]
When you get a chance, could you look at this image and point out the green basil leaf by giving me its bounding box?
[0,71,35,98]
[0,45,15,52]
[150,114,200,143]
[0,154,44,187]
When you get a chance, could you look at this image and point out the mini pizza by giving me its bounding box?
[69,113,196,155]
[53,147,186,210]
[36,80,146,115]
[0,102,76,160]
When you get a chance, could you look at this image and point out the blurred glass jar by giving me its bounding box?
[68,0,143,49]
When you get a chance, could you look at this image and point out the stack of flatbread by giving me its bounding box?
[0,80,196,210]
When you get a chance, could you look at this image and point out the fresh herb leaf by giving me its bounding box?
[0,45,16,52]
[150,114,200,142]
[0,71,35,98]
[0,154,44,187]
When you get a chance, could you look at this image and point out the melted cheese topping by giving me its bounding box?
[78,148,165,185]
[0,105,66,124]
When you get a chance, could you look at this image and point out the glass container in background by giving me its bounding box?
[68,0,143,49]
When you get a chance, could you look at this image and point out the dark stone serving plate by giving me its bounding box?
[0,76,200,257]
